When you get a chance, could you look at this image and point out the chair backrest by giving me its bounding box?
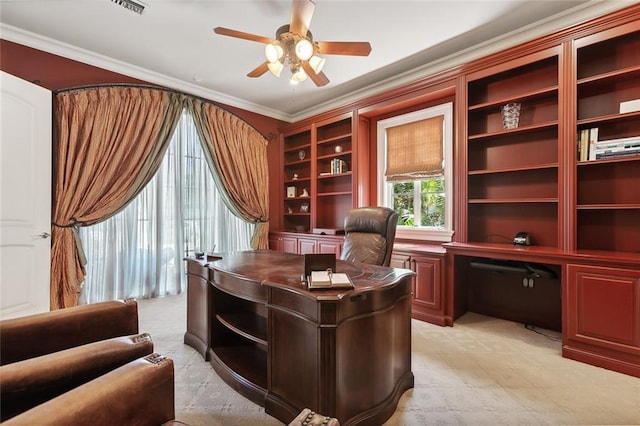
[339,207,398,267]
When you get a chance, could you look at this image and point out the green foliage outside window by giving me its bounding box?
[392,177,445,228]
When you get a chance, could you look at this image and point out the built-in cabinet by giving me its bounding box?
[391,244,448,326]
[565,263,640,377]
[269,231,343,256]
[281,115,355,233]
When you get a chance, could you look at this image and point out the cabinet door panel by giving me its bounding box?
[412,257,442,310]
[566,264,640,354]
[281,237,298,253]
[317,241,341,257]
[298,238,317,254]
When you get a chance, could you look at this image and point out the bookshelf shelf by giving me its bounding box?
[577,204,640,210]
[468,198,558,204]
[468,163,558,175]
[468,85,558,111]
[577,155,640,166]
[468,121,558,140]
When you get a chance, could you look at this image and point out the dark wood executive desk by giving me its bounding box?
[184,250,415,425]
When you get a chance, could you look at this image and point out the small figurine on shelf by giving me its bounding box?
[300,202,310,213]
[293,173,299,180]
[301,188,309,197]
[287,206,293,214]
[298,150,306,160]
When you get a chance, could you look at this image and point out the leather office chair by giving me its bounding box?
[340,206,398,267]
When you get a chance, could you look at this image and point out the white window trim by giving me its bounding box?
[376,102,454,242]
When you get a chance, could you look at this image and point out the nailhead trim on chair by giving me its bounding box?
[145,353,167,364]
[133,333,152,343]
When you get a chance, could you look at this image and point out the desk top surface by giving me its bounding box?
[198,250,414,301]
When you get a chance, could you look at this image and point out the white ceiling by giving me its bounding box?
[0,0,634,122]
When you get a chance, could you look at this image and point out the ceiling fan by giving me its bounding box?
[213,0,372,87]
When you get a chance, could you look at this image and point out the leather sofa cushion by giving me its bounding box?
[0,333,153,421]
[3,354,175,426]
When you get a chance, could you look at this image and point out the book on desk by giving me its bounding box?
[303,253,354,290]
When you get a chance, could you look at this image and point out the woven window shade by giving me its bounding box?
[385,115,444,182]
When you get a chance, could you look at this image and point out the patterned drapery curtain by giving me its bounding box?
[51,86,183,309]
[186,98,270,249]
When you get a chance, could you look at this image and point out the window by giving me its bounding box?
[377,102,453,242]
[79,110,254,303]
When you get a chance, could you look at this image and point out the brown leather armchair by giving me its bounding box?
[0,299,182,425]
[339,206,398,267]
[4,354,179,426]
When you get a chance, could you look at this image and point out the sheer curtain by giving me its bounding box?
[79,110,255,304]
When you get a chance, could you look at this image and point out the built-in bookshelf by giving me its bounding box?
[314,115,354,229]
[574,23,640,253]
[466,48,560,248]
[280,115,355,232]
[283,128,312,232]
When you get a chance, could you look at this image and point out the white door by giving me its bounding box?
[0,71,52,319]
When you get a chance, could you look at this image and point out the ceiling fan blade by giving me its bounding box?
[302,62,329,87]
[213,27,273,44]
[290,0,315,36]
[247,62,270,78]
[317,41,372,56]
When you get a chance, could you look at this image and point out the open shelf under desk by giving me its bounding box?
[216,312,267,347]
[209,344,268,402]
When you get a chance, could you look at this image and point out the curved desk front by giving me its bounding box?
[184,250,414,426]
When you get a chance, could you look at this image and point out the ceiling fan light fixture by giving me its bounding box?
[267,61,284,77]
[265,42,283,63]
[290,67,307,84]
[308,55,325,74]
[294,38,314,61]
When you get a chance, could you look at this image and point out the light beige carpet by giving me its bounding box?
[138,294,640,425]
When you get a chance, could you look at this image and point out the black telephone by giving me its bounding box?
[513,231,531,246]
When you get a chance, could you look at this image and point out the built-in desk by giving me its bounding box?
[444,242,640,378]
[184,250,415,425]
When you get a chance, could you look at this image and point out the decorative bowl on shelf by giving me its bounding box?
[295,225,307,232]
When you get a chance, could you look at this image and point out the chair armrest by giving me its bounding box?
[0,333,154,421]
[3,354,176,426]
[0,299,139,365]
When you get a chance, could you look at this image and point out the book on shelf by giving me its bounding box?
[596,149,640,159]
[329,158,347,174]
[577,129,589,161]
[593,135,640,160]
[577,127,598,161]
[588,127,598,161]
